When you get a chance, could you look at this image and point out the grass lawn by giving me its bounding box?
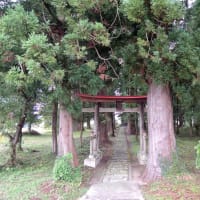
[1,129,200,200]
[143,136,200,200]
[0,130,92,200]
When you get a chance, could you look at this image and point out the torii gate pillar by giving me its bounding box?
[84,103,102,167]
[137,103,147,165]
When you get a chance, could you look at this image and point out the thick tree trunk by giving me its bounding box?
[58,104,79,167]
[52,101,58,155]
[142,82,176,182]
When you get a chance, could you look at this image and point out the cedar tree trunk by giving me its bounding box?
[52,101,58,155]
[58,104,79,167]
[142,82,176,182]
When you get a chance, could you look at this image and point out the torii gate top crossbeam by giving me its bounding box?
[78,94,147,103]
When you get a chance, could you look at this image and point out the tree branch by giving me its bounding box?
[41,0,64,26]
[106,60,119,79]
[94,46,111,61]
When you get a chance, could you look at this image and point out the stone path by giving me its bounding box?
[102,127,130,183]
[79,127,144,200]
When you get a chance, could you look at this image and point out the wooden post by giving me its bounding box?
[138,103,147,165]
[95,103,100,153]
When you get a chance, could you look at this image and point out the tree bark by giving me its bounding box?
[9,100,28,166]
[189,119,193,137]
[52,101,58,155]
[73,119,82,132]
[80,114,84,147]
[17,132,23,151]
[28,122,32,133]
[10,142,17,166]
[105,113,112,135]
[111,113,115,137]
[99,118,111,145]
[126,115,136,135]
[86,116,91,129]
[195,124,200,136]
[142,82,176,182]
[58,104,79,167]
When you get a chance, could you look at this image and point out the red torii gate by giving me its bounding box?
[78,94,148,167]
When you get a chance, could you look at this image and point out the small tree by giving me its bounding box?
[0,5,56,165]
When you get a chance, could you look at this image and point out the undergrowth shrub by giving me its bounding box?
[53,153,81,183]
[195,141,200,169]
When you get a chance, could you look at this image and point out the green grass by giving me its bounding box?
[129,135,140,155]
[73,129,91,138]
[0,131,91,200]
[144,136,200,200]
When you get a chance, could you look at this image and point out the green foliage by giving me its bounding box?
[52,0,95,17]
[120,0,200,93]
[0,134,89,200]
[190,0,200,29]
[122,0,146,23]
[0,88,23,134]
[53,154,82,183]
[68,63,103,94]
[122,0,183,24]
[194,141,200,169]
[151,0,184,23]
[61,19,110,60]
[0,5,39,44]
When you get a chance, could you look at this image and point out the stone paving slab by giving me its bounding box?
[79,127,144,200]
[102,127,130,183]
[79,181,144,200]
